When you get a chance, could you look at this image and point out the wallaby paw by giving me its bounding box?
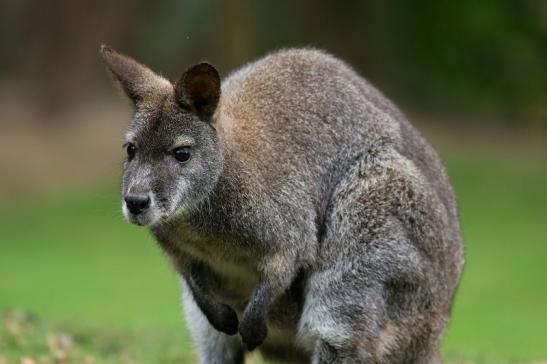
[211,303,239,335]
[239,315,268,351]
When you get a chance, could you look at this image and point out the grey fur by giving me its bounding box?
[101,46,464,363]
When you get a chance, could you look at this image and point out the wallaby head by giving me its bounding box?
[100,45,223,226]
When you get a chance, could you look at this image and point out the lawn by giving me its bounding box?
[0,153,546,363]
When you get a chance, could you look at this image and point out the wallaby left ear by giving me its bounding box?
[174,63,221,121]
[100,44,170,104]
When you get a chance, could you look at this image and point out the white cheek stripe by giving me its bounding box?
[170,179,187,214]
[124,131,136,143]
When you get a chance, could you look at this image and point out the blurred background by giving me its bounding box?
[0,1,546,363]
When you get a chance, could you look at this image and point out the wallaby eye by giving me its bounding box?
[173,146,192,163]
[126,143,136,160]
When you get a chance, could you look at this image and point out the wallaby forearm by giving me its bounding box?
[184,262,239,336]
[239,251,299,350]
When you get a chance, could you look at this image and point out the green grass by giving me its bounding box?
[0,310,192,363]
[0,154,546,363]
[441,155,547,362]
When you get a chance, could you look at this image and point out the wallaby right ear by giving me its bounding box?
[100,44,169,104]
[174,63,221,122]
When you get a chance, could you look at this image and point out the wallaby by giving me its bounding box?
[101,45,464,364]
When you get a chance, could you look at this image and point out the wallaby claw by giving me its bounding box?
[211,303,239,336]
[239,315,268,351]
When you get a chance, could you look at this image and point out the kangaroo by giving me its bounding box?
[101,45,464,364]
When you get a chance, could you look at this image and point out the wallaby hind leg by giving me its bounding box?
[298,264,383,364]
[300,153,445,363]
[301,256,441,364]
[312,340,442,364]
[311,340,365,364]
[182,281,245,364]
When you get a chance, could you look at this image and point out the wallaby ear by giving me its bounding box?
[100,44,170,104]
[174,63,221,121]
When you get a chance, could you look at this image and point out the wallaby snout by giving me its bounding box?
[124,193,151,215]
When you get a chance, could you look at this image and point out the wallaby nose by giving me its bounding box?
[124,194,150,215]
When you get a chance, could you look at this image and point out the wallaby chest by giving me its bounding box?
[156,222,259,308]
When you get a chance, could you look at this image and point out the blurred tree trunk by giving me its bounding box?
[10,0,137,120]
